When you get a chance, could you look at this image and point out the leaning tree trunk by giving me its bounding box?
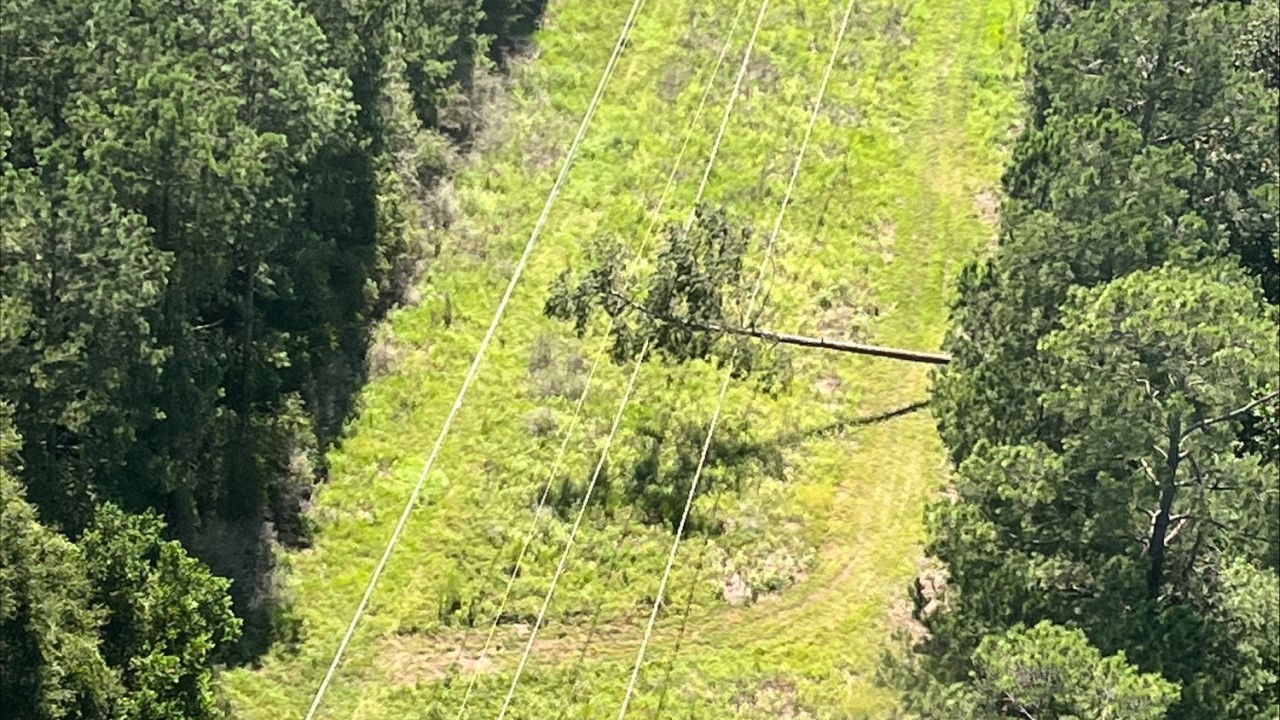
[1146,416,1181,599]
[699,321,952,365]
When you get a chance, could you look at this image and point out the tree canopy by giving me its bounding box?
[1,472,240,720]
[907,1,1280,717]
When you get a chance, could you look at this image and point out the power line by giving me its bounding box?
[450,1,751,715]
[300,2,650,716]
[495,3,772,715]
[539,5,761,717]
[615,1,858,716]
[447,354,600,714]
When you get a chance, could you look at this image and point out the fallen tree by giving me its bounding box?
[545,208,950,371]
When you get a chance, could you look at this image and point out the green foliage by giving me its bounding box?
[0,0,546,666]
[1,471,240,720]
[1045,264,1278,589]
[1023,0,1278,300]
[1204,558,1280,718]
[969,622,1179,720]
[0,163,167,522]
[0,473,118,720]
[934,0,1280,465]
[79,506,241,720]
[924,256,1279,719]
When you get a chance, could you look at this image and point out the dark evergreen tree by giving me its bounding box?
[0,472,119,720]
[910,2,1280,717]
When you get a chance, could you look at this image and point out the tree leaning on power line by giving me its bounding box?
[546,207,757,366]
[544,206,949,378]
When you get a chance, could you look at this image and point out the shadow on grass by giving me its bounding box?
[747,398,932,453]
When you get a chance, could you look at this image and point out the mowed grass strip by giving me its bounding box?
[219,0,1025,717]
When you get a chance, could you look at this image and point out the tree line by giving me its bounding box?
[893,1,1279,718]
[0,0,544,716]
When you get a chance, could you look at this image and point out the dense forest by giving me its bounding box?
[0,0,544,715]
[894,0,1280,718]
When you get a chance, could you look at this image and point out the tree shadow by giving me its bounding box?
[745,399,932,454]
[539,400,931,538]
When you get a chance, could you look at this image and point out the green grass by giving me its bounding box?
[219,0,1026,717]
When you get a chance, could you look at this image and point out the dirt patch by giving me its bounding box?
[916,556,949,617]
[309,497,378,527]
[419,179,460,269]
[379,619,638,685]
[659,62,696,105]
[522,113,572,177]
[366,327,403,379]
[815,375,842,397]
[718,545,812,608]
[527,333,588,400]
[381,630,497,684]
[887,555,951,647]
[873,218,897,265]
[677,6,736,56]
[523,406,560,437]
[887,594,929,646]
[1008,116,1026,142]
[823,100,863,129]
[465,70,517,156]
[973,187,1001,227]
[816,303,871,342]
[731,678,816,719]
[744,54,782,98]
[883,5,914,46]
[449,214,494,264]
[814,276,877,341]
[723,571,751,606]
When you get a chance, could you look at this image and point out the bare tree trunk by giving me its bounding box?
[605,290,951,365]
[1147,417,1181,598]
[704,322,952,365]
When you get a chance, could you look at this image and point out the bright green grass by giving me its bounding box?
[220,0,1025,717]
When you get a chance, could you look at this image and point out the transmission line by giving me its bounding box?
[450,1,752,716]
[494,2,772,716]
[616,1,858,716]
[300,2,650,717]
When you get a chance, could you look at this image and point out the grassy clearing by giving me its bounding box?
[219,0,1025,717]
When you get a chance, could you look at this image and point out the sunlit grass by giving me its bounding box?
[220,0,1025,717]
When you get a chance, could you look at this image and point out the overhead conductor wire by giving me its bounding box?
[302,1,649,717]
[494,1,772,717]
[450,0,752,716]
[615,0,858,716]
[540,3,757,717]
